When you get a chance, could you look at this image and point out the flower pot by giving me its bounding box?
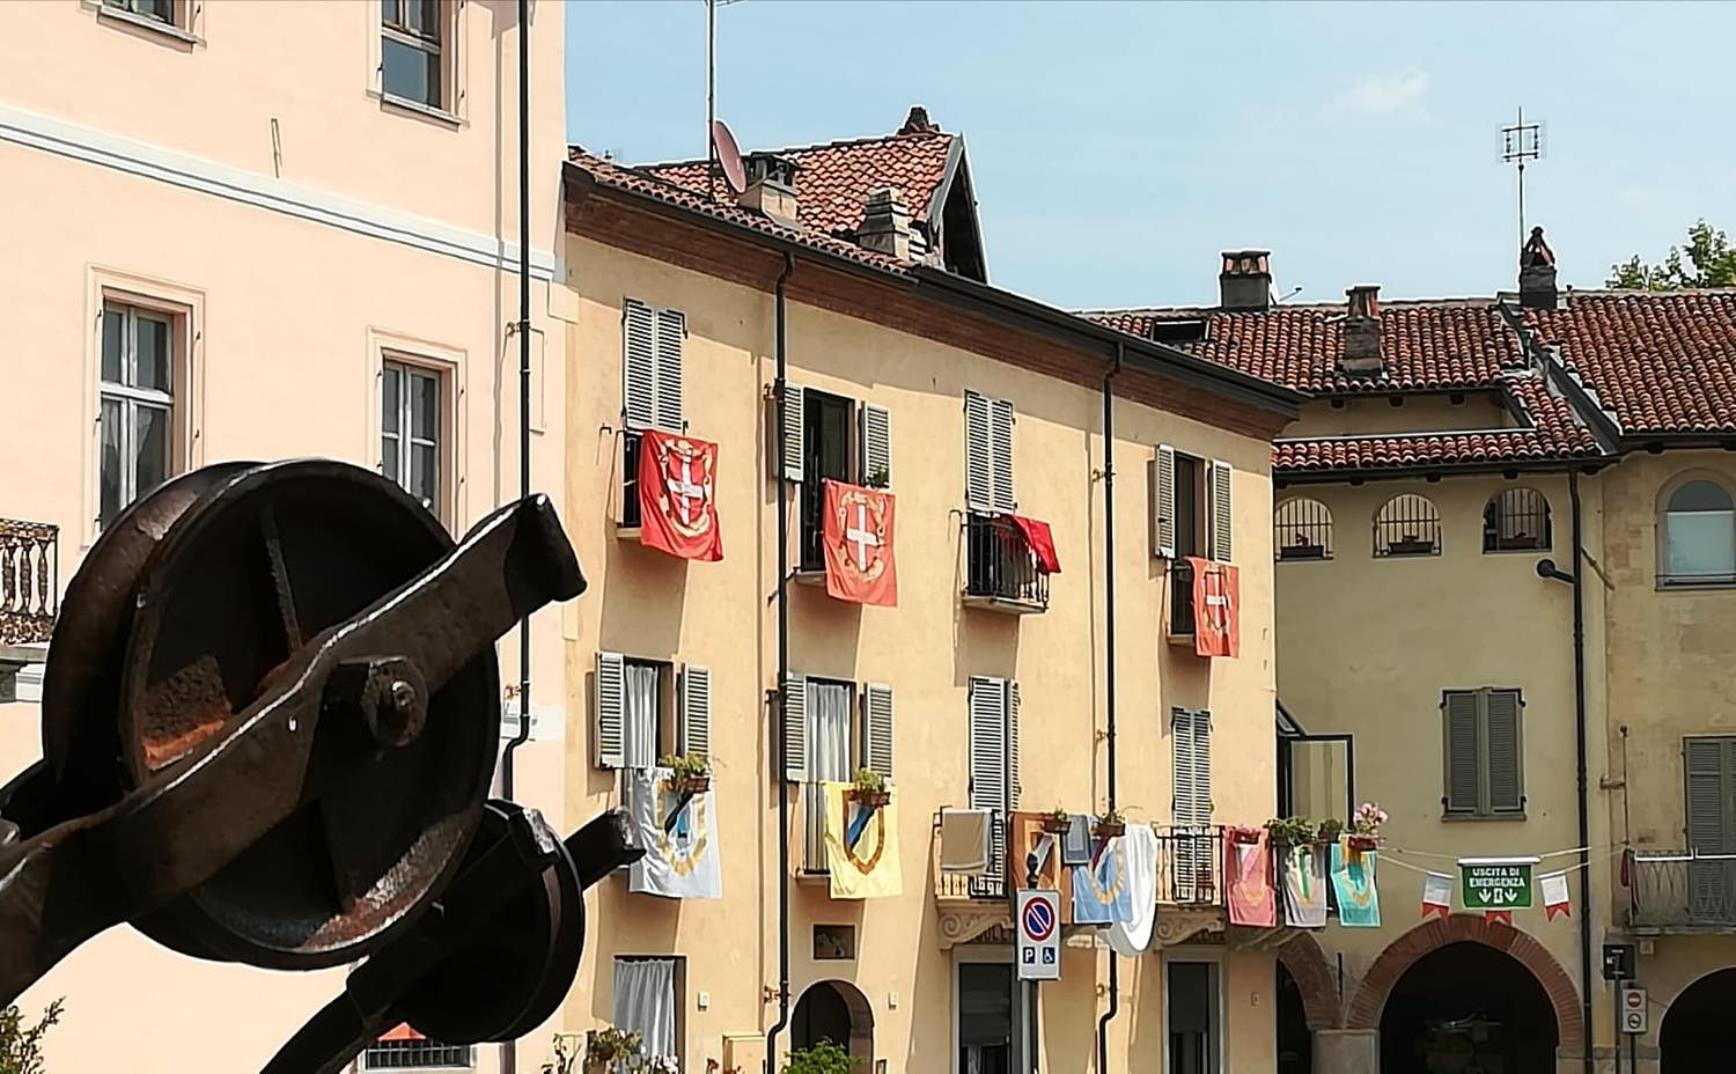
[1388,538,1434,556]
[848,789,891,808]
[672,776,710,795]
[1042,816,1072,835]
[1094,821,1126,838]
[1347,834,1380,851]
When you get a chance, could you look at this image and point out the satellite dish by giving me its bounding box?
[711,120,746,195]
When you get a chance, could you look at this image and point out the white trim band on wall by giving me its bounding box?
[0,103,557,281]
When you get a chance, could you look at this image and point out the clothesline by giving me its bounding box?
[1378,846,1619,878]
[1384,842,1608,863]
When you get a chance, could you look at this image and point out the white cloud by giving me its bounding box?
[1337,69,1431,115]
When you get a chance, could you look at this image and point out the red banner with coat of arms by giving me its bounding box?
[821,480,897,607]
[637,430,723,562]
[1186,556,1240,658]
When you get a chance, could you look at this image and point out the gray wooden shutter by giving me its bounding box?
[1209,459,1233,562]
[1171,709,1196,825]
[1151,445,1177,559]
[653,307,685,432]
[965,392,992,508]
[623,300,656,428]
[594,651,626,769]
[1008,679,1022,808]
[969,676,1008,872]
[1192,709,1214,823]
[1485,689,1524,814]
[860,403,892,487]
[776,383,805,482]
[1686,738,1735,917]
[863,683,894,780]
[678,664,711,759]
[1443,691,1481,814]
[781,673,807,782]
[991,398,1016,511]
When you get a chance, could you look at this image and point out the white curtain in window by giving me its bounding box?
[808,681,853,782]
[613,958,677,1061]
[624,663,659,769]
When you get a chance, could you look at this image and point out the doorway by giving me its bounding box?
[1378,941,1556,1073]
[1166,959,1221,1074]
[792,980,873,1074]
[1661,967,1736,1072]
[954,957,1038,1074]
[1275,962,1312,1074]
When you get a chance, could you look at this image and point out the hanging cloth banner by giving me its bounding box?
[821,480,898,607]
[628,767,723,899]
[822,783,901,899]
[1107,825,1159,956]
[1008,812,1074,922]
[1281,843,1329,928]
[1008,514,1062,574]
[1330,840,1381,928]
[1225,830,1277,927]
[1421,871,1454,920]
[1485,909,1514,927]
[1459,856,1538,910]
[637,430,723,562]
[1541,870,1572,920]
[1185,557,1241,658]
[1071,835,1134,925]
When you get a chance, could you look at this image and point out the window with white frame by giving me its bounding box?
[1661,478,1736,585]
[102,0,178,26]
[99,302,175,528]
[613,957,684,1070]
[381,359,443,513]
[381,0,446,109]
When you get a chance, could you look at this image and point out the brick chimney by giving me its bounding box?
[857,186,912,260]
[1519,226,1559,309]
[1219,250,1272,311]
[1340,285,1383,375]
[739,152,801,229]
[898,105,939,135]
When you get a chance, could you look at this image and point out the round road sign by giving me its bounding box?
[1022,897,1056,942]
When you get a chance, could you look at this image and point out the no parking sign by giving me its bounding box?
[1016,889,1060,981]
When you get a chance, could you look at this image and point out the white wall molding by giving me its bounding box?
[0,103,556,281]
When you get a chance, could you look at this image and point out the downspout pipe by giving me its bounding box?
[766,252,797,1074]
[1095,343,1123,1074]
[1570,471,1594,1074]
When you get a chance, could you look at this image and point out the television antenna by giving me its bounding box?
[1500,107,1544,252]
[705,0,747,200]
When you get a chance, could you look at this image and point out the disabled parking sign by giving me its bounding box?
[1016,889,1061,981]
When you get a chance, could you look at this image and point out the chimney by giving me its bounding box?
[898,105,939,135]
[1219,250,1272,311]
[1519,225,1559,309]
[739,152,801,229]
[857,186,912,260]
[1340,285,1383,375]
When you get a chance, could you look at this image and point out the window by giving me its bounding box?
[1374,493,1441,557]
[381,359,443,514]
[1274,497,1332,561]
[967,676,1020,879]
[1685,737,1736,919]
[956,959,1039,1074]
[1483,487,1552,552]
[1154,448,1232,636]
[103,0,176,24]
[1166,960,1222,1074]
[618,300,687,529]
[593,654,707,770]
[381,0,446,109]
[783,676,891,874]
[99,303,176,528]
[614,957,683,1069]
[1442,688,1524,818]
[1662,478,1736,585]
[777,385,892,571]
[362,1032,471,1070]
[965,391,1015,512]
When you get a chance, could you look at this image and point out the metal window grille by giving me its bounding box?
[362,1039,473,1070]
[1483,487,1551,552]
[1630,850,1736,928]
[963,513,1049,608]
[1373,494,1441,557]
[1156,826,1223,907]
[1170,558,1196,636]
[1274,498,1332,560]
[620,430,644,528]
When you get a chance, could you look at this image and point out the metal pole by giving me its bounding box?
[706,0,717,201]
[1517,106,1526,251]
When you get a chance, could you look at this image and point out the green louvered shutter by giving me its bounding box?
[1485,689,1524,814]
[1443,691,1481,815]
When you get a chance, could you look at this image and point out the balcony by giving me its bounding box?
[1,519,56,703]
[1629,850,1736,933]
[1156,826,1223,907]
[801,785,830,876]
[932,810,1011,949]
[1168,558,1196,639]
[962,513,1049,613]
[617,430,645,531]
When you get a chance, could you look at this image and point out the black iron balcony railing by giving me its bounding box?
[1170,558,1196,637]
[963,513,1049,611]
[1,518,57,646]
[1629,850,1736,929]
[619,430,644,530]
[1156,825,1224,907]
[933,810,1009,902]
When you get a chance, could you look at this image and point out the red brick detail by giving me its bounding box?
[1276,932,1343,1029]
[1344,914,1584,1051]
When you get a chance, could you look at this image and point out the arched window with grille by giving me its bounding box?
[1483,487,1552,552]
[1661,476,1736,585]
[1373,494,1441,557]
[1274,497,1333,561]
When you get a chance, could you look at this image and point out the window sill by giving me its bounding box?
[1276,554,1332,564]
[378,93,464,129]
[96,6,201,45]
[1657,578,1736,592]
[1483,546,1552,556]
[1441,813,1528,823]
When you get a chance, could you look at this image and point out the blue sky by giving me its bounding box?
[566,2,1736,310]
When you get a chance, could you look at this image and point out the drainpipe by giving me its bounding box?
[1095,343,1123,1074]
[766,252,797,1074]
[1570,471,1594,1074]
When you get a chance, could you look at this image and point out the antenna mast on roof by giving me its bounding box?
[1500,107,1544,253]
[705,0,744,201]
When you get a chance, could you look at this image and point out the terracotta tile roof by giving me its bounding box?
[1524,290,1736,435]
[636,126,955,240]
[566,147,912,275]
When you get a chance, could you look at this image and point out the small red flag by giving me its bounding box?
[1484,909,1514,927]
[1009,514,1061,574]
[638,430,723,562]
[1187,557,1241,658]
[821,480,898,607]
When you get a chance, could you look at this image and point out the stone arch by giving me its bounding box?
[1345,913,1583,1053]
[791,979,874,1073]
[1277,932,1342,1029]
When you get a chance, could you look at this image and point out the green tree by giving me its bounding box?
[1608,219,1736,290]
[0,1000,63,1074]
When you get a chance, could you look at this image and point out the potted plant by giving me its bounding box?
[661,753,711,794]
[1093,807,1126,839]
[1042,807,1072,835]
[585,1027,643,1074]
[1314,818,1345,845]
[1264,817,1312,846]
[864,465,890,490]
[1348,800,1388,850]
[846,768,891,808]
[1389,533,1435,556]
[783,1042,852,1074]
[1229,824,1263,845]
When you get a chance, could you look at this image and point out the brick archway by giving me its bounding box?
[1345,913,1584,1053]
[1277,932,1342,1029]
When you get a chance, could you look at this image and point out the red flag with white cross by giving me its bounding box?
[638,430,723,562]
[821,480,898,607]
[1187,557,1241,658]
